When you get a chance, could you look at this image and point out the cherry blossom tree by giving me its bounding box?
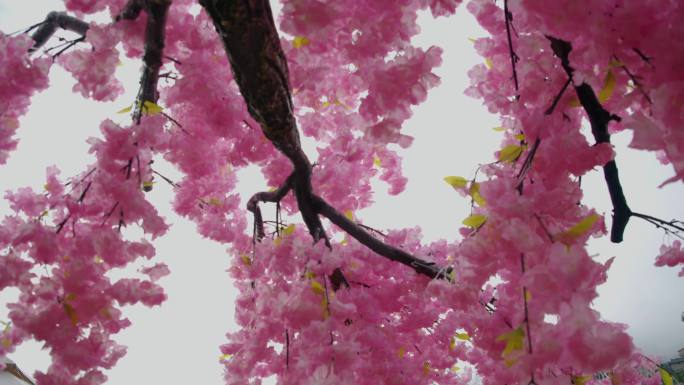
[0,0,683,384]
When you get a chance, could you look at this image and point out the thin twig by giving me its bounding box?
[545,77,572,115]
[503,0,520,98]
[632,212,684,240]
[613,55,652,104]
[247,174,295,241]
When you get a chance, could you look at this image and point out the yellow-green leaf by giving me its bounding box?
[496,327,525,366]
[142,100,163,115]
[573,375,591,385]
[660,368,673,385]
[63,303,78,326]
[598,70,616,103]
[117,105,133,114]
[559,214,600,241]
[524,289,532,302]
[423,361,431,376]
[514,133,525,141]
[207,197,222,206]
[469,182,486,206]
[292,36,310,49]
[444,176,468,189]
[344,210,354,221]
[373,156,382,167]
[492,126,506,132]
[609,58,624,68]
[311,280,325,295]
[219,354,233,361]
[485,58,493,69]
[241,255,252,266]
[498,144,524,163]
[462,214,486,229]
[283,224,296,236]
[455,332,470,341]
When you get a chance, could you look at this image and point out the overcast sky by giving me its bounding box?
[0,1,683,384]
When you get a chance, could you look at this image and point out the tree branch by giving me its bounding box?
[199,0,452,279]
[115,0,146,22]
[30,0,145,52]
[503,0,519,98]
[313,195,451,279]
[547,36,631,243]
[133,0,171,122]
[29,11,88,52]
[199,0,327,244]
[246,173,295,241]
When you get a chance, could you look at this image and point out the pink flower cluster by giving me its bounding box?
[59,24,124,101]
[0,34,51,164]
[0,116,170,384]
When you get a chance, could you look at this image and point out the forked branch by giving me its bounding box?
[547,36,682,243]
[247,174,295,241]
[548,36,631,243]
[200,0,451,279]
[29,11,88,52]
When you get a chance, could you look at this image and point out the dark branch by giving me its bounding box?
[30,11,88,52]
[313,195,451,279]
[613,55,652,104]
[200,0,452,279]
[548,36,631,243]
[30,0,145,53]
[115,0,146,22]
[545,77,572,115]
[631,212,684,240]
[516,137,540,191]
[632,48,654,68]
[133,0,171,123]
[330,267,350,291]
[503,0,519,98]
[199,0,327,244]
[247,173,295,241]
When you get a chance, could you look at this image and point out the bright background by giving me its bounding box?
[0,1,683,384]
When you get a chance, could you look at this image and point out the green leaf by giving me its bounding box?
[292,36,310,49]
[142,100,163,115]
[559,214,600,242]
[283,224,296,236]
[660,368,673,385]
[117,105,133,114]
[498,144,524,163]
[496,326,525,367]
[444,176,468,189]
[598,70,616,103]
[462,214,486,228]
[469,182,486,206]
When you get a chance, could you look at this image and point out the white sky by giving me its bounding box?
[0,1,683,384]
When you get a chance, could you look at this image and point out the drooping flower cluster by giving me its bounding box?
[0,116,170,384]
[0,34,51,164]
[58,23,124,101]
